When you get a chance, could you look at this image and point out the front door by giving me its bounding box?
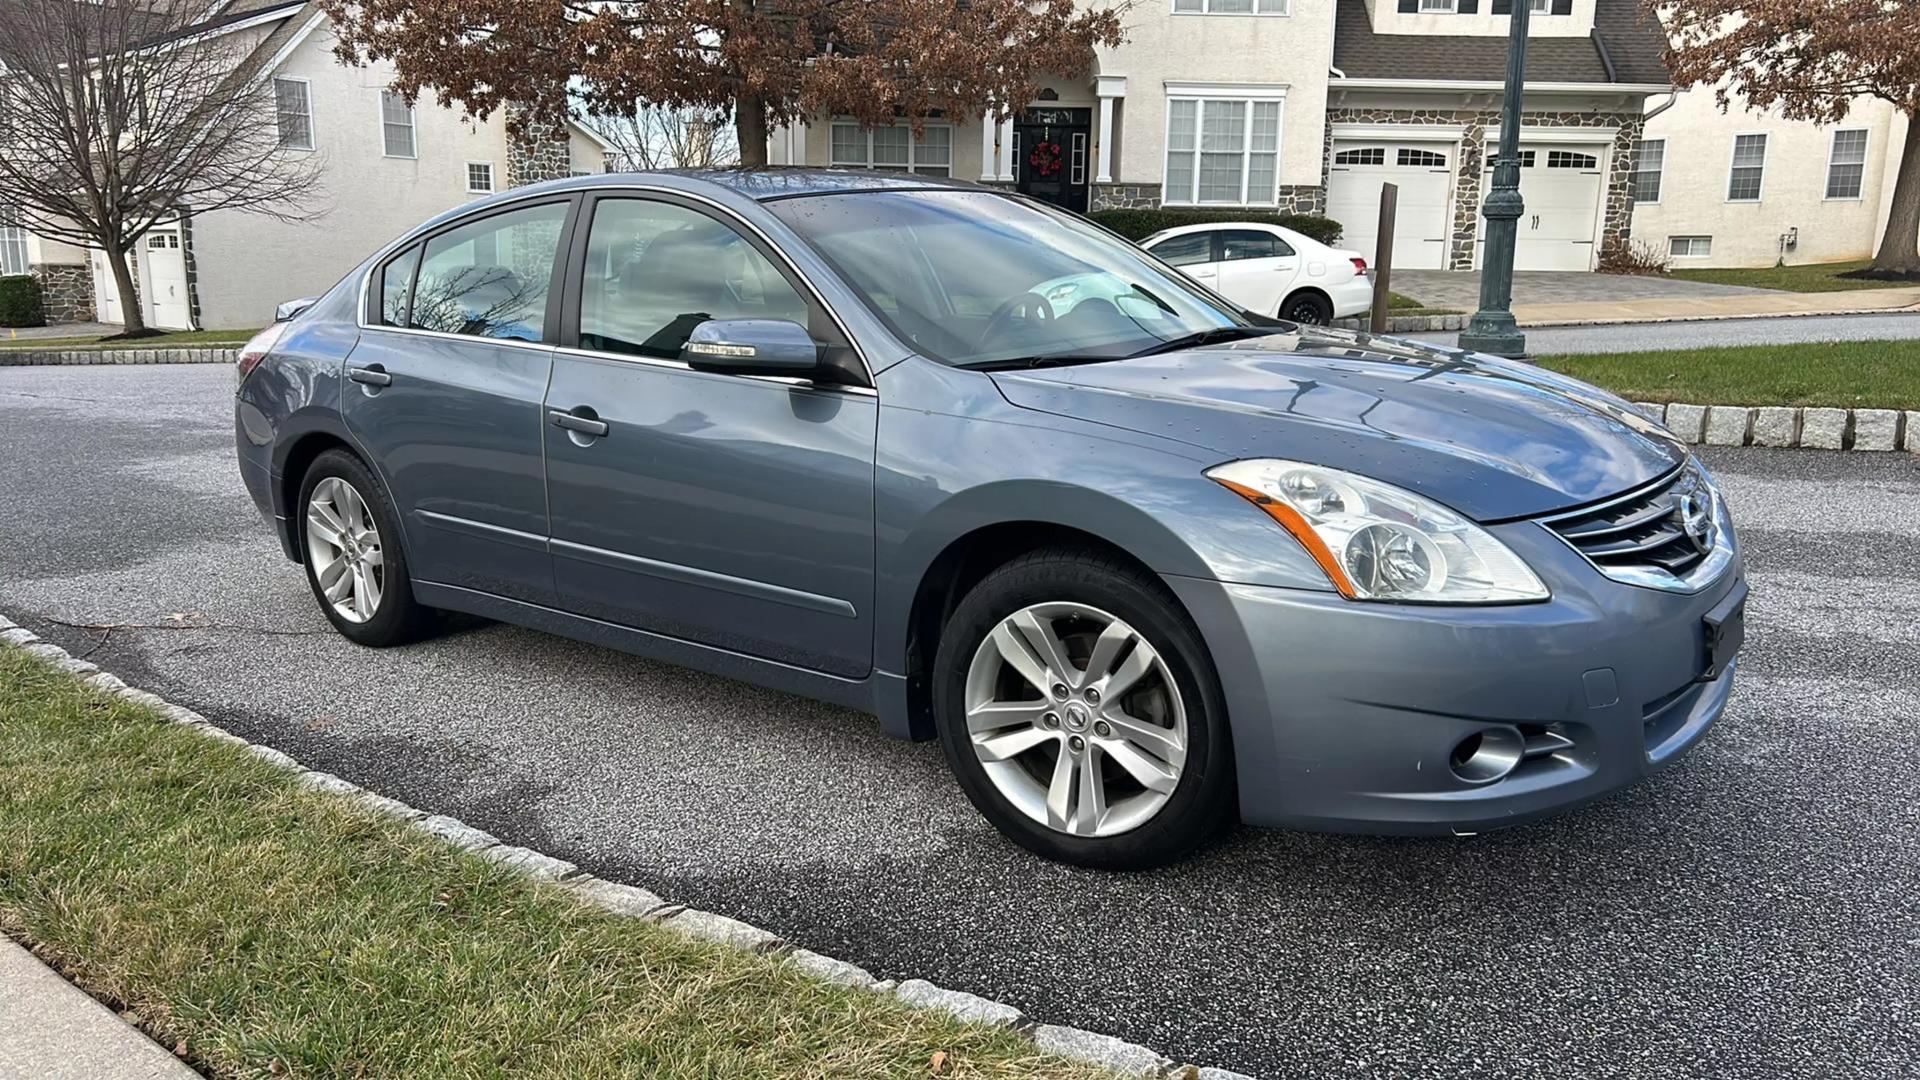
[543,194,878,678]
[341,197,576,606]
[1210,228,1302,317]
[1014,107,1091,214]
[89,249,121,324]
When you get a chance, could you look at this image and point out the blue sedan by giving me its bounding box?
[234,170,1744,868]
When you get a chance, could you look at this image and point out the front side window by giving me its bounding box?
[274,78,313,150]
[830,122,952,177]
[1221,230,1292,261]
[1631,138,1665,203]
[1827,129,1868,200]
[376,244,420,327]
[577,199,809,359]
[1165,95,1282,205]
[1147,232,1215,267]
[381,91,416,158]
[1728,134,1767,201]
[409,202,568,341]
[768,190,1252,368]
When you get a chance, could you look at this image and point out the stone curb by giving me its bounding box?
[0,614,1250,1080]
[1332,313,1468,333]
[1629,402,1917,452]
[0,346,237,367]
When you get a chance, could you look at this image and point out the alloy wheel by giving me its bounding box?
[963,602,1188,838]
[305,476,385,623]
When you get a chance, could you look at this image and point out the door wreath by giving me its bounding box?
[1028,139,1064,178]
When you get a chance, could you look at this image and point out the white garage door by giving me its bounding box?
[1479,145,1607,272]
[1326,142,1454,271]
[142,229,193,330]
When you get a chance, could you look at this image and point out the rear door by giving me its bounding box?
[541,193,878,677]
[1210,229,1300,316]
[341,197,577,605]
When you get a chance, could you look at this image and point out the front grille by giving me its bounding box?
[1541,465,1711,581]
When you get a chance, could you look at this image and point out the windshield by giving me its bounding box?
[764,190,1260,368]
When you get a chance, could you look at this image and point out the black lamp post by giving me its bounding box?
[1458,0,1531,358]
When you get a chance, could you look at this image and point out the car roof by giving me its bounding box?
[514,167,985,203]
[1147,221,1304,243]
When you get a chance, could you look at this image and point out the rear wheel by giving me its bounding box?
[933,548,1235,869]
[1281,290,1334,325]
[298,449,434,646]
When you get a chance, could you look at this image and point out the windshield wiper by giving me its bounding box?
[961,352,1126,372]
[1125,326,1270,358]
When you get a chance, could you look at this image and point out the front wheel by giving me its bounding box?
[933,548,1235,869]
[298,449,434,647]
[1280,290,1334,326]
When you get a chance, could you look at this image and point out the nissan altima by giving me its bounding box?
[234,170,1745,869]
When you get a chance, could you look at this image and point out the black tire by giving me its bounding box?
[295,448,435,647]
[932,547,1236,869]
[1281,290,1334,326]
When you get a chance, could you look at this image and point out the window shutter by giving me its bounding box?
[1458,0,1478,10]
[1550,0,1571,11]
[1398,0,1418,11]
[1491,0,1511,12]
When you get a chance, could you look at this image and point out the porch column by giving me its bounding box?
[1094,76,1126,185]
[980,114,998,181]
[791,120,808,167]
[997,115,1016,181]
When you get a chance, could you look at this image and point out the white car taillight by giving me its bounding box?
[235,322,290,385]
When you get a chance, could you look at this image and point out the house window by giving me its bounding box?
[1165,94,1283,205]
[1172,0,1290,13]
[1727,134,1766,201]
[1826,129,1868,200]
[467,162,495,194]
[273,77,313,151]
[1333,147,1385,166]
[1631,138,1664,203]
[1546,150,1598,170]
[1418,0,1456,10]
[1668,236,1712,258]
[0,207,27,275]
[1528,0,1549,11]
[829,122,951,176]
[1397,148,1447,167]
[380,91,416,159]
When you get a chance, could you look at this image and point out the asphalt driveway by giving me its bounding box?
[2,363,1916,1079]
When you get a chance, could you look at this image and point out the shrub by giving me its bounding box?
[1597,238,1670,277]
[0,274,47,328]
[1090,207,1344,246]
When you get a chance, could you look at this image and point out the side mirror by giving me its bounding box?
[274,297,318,323]
[680,318,820,377]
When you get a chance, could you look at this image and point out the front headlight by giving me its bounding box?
[1208,459,1549,604]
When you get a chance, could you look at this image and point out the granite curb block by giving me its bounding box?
[1631,402,1917,452]
[1332,313,1468,333]
[0,346,237,367]
[0,611,1242,1080]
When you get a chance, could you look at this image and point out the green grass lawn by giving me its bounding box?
[0,327,258,349]
[0,646,1112,1080]
[1383,292,1460,318]
[1667,259,1920,293]
[1538,339,1920,410]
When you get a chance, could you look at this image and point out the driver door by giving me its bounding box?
[1144,230,1219,290]
[1211,229,1300,316]
[542,194,879,678]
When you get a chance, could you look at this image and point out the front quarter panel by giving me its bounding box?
[871,357,1340,678]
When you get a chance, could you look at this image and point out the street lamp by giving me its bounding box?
[1458,0,1531,359]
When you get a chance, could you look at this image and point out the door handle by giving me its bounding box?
[348,365,391,387]
[550,408,609,438]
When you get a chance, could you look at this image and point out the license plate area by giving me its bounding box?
[1701,580,1748,680]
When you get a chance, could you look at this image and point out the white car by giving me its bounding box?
[1139,222,1374,325]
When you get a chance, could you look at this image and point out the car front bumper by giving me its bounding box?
[1165,518,1745,835]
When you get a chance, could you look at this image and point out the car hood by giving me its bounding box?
[989,327,1686,521]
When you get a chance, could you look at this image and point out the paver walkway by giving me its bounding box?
[0,937,199,1080]
[1393,269,1920,327]
[1,322,118,342]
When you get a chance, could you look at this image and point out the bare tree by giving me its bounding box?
[594,106,741,172]
[0,0,324,335]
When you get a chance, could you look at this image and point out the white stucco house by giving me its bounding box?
[1632,85,1913,269]
[771,0,1674,273]
[2,0,611,331]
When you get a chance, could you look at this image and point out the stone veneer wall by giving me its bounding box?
[505,102,575,188]
[30,262,93,324]
[1323,108,1643,270]
[1089,183,1327,215]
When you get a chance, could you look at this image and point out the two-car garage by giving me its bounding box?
[1326,129,1612,273]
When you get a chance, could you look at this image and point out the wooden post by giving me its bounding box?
[1369,182,1398,334]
